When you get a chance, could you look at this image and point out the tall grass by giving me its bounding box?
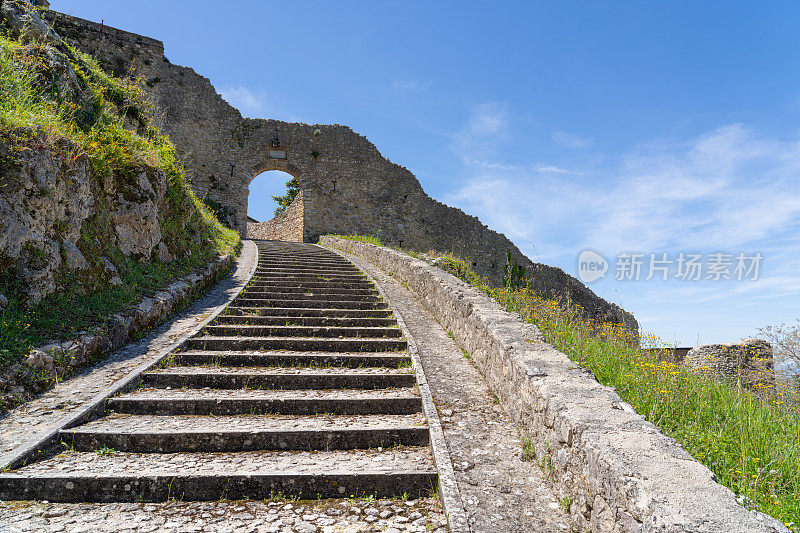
[499,291,800,529]
[335,235,800,529]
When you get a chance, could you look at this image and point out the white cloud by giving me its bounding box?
[451,101,511,158]
[445,123,800,284]
[553,130,594,148]
[532,163,580,174]
[219,85,267,118]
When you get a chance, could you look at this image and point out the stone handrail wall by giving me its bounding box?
[246,191,304,242]
[320,236,786,533]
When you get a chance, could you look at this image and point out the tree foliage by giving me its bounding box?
[272,177,301,216]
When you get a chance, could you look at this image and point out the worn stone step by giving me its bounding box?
[254,262,360,270]
[213,315,397,327]
[255,266,361,274]
[183,336,407,352]
[0,448,436,502]
[248,280,375,289]
[201,325,401,339]
[171,351,412,368]
[141,366,416,389]
[223,307,394,318]
[239,291,382,302]
[256,262,354,270]
[60,413,429,452]
[107,388,422,415]
[243,286,379,295]
[232,298,388,310]
[258,255,351,262]
[254,271,363,279]
[252,271,366,279]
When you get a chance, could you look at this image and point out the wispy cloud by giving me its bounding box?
[392,80,433,92]
[463,159,580,174]
[446,123,800,278]
[450,101,510,158]
[219,85,267,118]
[553,130,594,148]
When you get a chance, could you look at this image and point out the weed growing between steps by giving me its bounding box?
[0,27,240,408]
[332,235,800,530]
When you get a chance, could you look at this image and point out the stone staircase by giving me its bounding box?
[0,241,437,502]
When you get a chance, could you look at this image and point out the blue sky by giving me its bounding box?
[54,1,800,346]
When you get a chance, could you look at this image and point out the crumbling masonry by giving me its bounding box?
[42,9,636,331]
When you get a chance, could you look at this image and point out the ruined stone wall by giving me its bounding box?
[46,10,637,330]
[246,191,304,242]
[685,338,775,388]
[322,236,787,533]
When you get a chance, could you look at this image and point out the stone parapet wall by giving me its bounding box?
[320,236,786,533]
[246,191,304,242]
[685,338,774,388]
[43,11,163,76]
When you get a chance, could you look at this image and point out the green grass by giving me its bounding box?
[0,257,224,367]
[334,234,800,530]
[528,298,800,528]
[94,446,119,456]
[333,234,384,247]
[0,28,240,400]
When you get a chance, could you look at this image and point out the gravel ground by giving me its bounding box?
[0,496,447,532]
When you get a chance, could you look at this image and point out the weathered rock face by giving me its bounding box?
[0,130,172,304]
[684,338,775,388]
[1,0,59,46]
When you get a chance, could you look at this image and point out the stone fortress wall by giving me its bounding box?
[246,192,304,242]
[44,9,637,331]
[685,338,775,388]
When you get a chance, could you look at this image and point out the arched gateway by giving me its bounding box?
[44,9,637,330]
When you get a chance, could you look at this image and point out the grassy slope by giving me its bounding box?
[0,28,240,390]
[335,234,799,530]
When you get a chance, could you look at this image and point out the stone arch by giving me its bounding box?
[245,162,307,242]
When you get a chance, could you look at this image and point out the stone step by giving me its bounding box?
[254,262,360,269]
[238,291,382,302]
[243,286,379,295]
[0,448,436,502]
[59,413,429,452]
[201,325,402,339]
[183,336,407,352]
[141,366,416,389]
[255,266,361,274]
[252,271,366,279]
[223,307,394,318]
[232,298,388,310]
[256,262,354,269]
[213,315,397,327]
[248,280,375,289]
[171,351,412,368]
[107,388,422,415]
